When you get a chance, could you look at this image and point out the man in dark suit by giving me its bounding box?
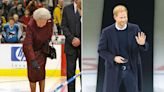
[61,0,81,92]
[98,5,149,92]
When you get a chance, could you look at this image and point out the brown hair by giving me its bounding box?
[113,5,128,16]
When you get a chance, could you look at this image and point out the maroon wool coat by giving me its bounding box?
[23,18,53,82]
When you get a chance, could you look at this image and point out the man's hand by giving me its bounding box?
[72,37,80,47]
[114,56,125,64]
[135,32,146,45]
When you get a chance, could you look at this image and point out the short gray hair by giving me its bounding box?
[33,8,51,20]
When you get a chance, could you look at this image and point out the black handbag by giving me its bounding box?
[46,45,57,59]
[42,40,57,59]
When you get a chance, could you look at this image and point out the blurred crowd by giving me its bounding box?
[0,0,64,43]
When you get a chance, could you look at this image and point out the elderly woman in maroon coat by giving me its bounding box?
[23,8,53,92]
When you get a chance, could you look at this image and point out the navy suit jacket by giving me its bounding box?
[98,23,149,92]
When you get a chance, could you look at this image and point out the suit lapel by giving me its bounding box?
[70,4,80,21]
[69,4,76,19]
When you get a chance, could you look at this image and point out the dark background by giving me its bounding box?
[96,0,154,92]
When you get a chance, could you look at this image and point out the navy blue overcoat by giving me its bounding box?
[98,23,149,92]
